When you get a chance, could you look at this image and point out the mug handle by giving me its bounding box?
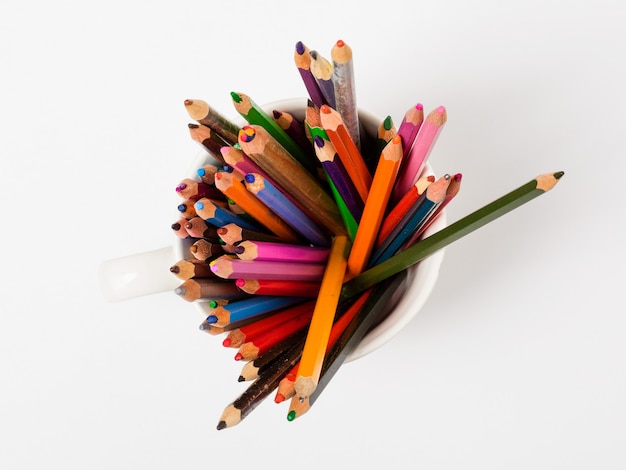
[98,246,181,302]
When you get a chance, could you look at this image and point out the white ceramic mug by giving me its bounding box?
[98,98,447,361]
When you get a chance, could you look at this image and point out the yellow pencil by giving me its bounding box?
[294,235,351,401]
[345,135,403,280]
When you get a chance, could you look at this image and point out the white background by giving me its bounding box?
[1,0,624,468]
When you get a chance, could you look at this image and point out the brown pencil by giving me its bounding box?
[188,123,231,162]
[174,278,243,302]
[189,239,225,261]
[216,223,284,246]
[169,259,214,280]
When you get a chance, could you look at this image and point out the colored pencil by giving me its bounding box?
[223,299,317,348]
[294,235,351,401]
[194,197,264,232]
[234,240,330,264]
[272,109,313,158]
[175,178,224,201]
[236,279,321,297]
[396,103,424,159]
[287,271,409,421]
[237,329,307,383]
[230,92,315,175]
[314,135,364,222]
[216,335,305,430]
[293,41,326,108]
[369,173,451,267]
[196,163,220,185]
[331,39,360,150]
[187,123,231,162]
[319,104,372,203]
[183,98,240,145]
[174,278,243,303]
[304,98,326,142]
[183,217,220,241]
[209,255,326,281]
[392,105,447,203]
[243,172,330,248]
[204,295,308,328]
[171,219,191,239]
[345,134,404,279]
[169,259,213,281]
[237,126,346,236]
[235,312,313,361]
[408,172,463,245]
[213,170,302,244]
[309,50,335,108]
[216,222,284,246]
[189,239,224,261]
[377,115,396,154]
[176,199,197,219]
[341,171,565,301]
[274,287,372,404]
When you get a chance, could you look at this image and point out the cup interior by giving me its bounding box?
[175,98,447,361]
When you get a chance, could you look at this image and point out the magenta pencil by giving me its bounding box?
[234,240,330,264]
[392,105,447,203]
[209,255,326,282]
[396,103,424,159]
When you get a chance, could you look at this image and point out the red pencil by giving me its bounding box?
[236,279,321,297]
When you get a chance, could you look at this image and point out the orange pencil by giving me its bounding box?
[319,104,372,203]
[345,135,403,280]
[213,171,302,244]
[294,235,351,401]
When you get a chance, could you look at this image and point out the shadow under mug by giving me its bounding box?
[98,98,447,362]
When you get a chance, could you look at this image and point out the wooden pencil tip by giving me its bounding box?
[222,337,232,347]
[234,352,243,361]
[237,375,245,382]
[187,123,199,129]
[274,393,285,404]
[554,171,565,179]
[295,41,305,54]
[272,109,281,118]
[216,421,226,430]
[184,99,193,106]
[310,50,318,60]
[287,410,296,421]
[336,39,344,47]
[230,91,242,103]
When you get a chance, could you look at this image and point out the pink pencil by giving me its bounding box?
[234,240,330,264]
[209,255,326,281]
[392,105,447,203]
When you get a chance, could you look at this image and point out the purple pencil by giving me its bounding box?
[209,255,326,282]
[294,41,326,108]
[396,103,425,160]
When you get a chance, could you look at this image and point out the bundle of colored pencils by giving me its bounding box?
[171,39,564,429]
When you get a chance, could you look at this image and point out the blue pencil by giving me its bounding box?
[244,173,331,247]
[204,296,310,327]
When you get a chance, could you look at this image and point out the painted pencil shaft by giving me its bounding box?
[234,240,330,264]
[210,255,326,281]
[295,235,351,400]
[346,135,403,279]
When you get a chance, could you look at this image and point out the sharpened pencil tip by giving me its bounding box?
[310,50,318,60]
[174,286,185,296]
[272,109,281,119]
[287,410,296,421]
[295,41,305,55]
[171,222,181,230]
[230,91,242,103]
[184,99,193,106]
[237,375,245,382]
[274,394,285,403]
[234,352,243,361]
[169,266,180,274]
[336,39,344,47]
[554,171,565,179]
[222,337,231,347]
[216,421,226,430]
